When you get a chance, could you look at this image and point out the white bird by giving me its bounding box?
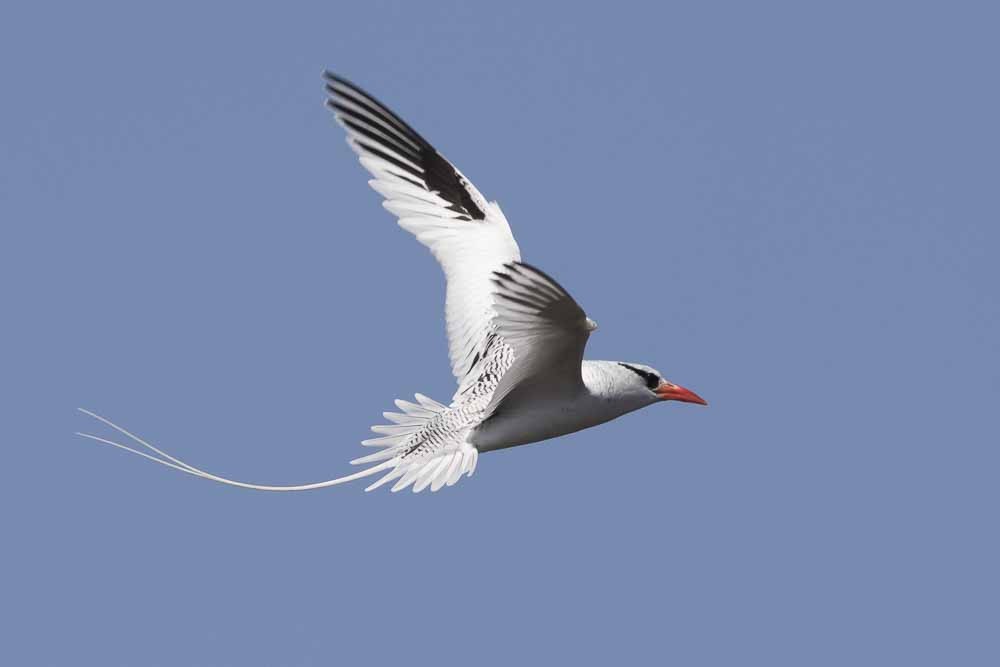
[77,72,707,494]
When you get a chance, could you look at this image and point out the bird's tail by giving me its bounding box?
[76,393,478,493]
[75,408,395,492]
[349,393,478,492]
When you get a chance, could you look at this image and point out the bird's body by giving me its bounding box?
[473,361,667,451]
[77,71,707,493]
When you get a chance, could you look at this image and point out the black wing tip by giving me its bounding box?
[321,71,431,153]
[323,70,356,95]
[322,70,349,86]
[322,70,489,222]
[323,71,367,96]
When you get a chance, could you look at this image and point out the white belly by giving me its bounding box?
[469,395,625,452]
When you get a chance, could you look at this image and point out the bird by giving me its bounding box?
[76,71,707,494]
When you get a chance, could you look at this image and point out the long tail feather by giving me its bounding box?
[76,408,393,492]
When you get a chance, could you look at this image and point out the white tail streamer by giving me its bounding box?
[75,408,396,492]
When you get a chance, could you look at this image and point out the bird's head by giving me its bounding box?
[616,362,708,407]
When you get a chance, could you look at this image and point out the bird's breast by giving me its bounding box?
[469,395,621,453]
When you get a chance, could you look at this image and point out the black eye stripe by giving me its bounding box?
[619,363,660,390]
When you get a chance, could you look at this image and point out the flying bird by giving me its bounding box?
[77,72,707,493]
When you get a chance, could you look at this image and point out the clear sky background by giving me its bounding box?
[3,1,998,665]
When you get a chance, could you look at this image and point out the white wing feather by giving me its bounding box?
[324,73,520,395]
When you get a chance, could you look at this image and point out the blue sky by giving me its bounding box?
[3,1,998,665]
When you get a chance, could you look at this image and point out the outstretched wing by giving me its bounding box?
[484,262,595,418]
[324,72,520,395]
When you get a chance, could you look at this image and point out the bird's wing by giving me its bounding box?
[483,262,595,418]
[324,72,521,396]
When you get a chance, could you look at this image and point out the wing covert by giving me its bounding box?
[484,262,595,417]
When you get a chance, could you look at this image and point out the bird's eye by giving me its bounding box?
[619,363,660,390]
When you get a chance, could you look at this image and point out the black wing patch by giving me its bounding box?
[324,71,487,221]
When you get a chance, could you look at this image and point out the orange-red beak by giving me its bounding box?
[655,382,708,406]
